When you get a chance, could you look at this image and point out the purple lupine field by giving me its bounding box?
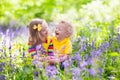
[0,0,120,80]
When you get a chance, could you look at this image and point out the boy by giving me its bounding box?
[52,21,73,70]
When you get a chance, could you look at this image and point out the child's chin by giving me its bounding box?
[55,35,59,38]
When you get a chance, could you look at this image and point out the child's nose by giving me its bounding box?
[55,28,58,31]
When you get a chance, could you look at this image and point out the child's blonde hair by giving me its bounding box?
[28,18,44,46]
[59,21,73,37]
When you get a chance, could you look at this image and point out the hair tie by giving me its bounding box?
[33,24,42,31]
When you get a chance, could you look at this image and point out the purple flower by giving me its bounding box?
[79,44,86,52]
[0,75,6,80]
[99,68,102,75]
[62,60,70,68]
[71,67,80,79]
[84,54,88,60]
[72,52,82,62]
[34,71,38,77]
[91,39,96,49]
[32,59,43,70]
[6,29,10,36]
[87,57,92,65]
[0,62,5,68]
[79,61,88,69]
[36,44,46,54]
[94,50,102,57]
[32,60,37,65]
[98,42,109,53]
[36,44,42,51]
[0,68,3,72]
[89,68,96,76]
[90,50,95,57]
[39,63,43,69]
[45,65,59,79]
[90,49,102,57]
[45,65,58,72]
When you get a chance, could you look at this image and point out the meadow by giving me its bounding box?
[0,0,120,80]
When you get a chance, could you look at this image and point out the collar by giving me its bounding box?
[54,36,70,42]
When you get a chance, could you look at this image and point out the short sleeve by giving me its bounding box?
[64,41,72,55]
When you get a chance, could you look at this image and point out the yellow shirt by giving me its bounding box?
[52,36,72,57]
[42,36,51,52]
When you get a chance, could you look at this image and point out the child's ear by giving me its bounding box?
[65,33,70,37]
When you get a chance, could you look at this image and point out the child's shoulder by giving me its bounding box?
[51,35,56,40]
[47,36,54,44]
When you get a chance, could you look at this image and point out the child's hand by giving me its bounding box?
[46,56,59,64]
[46,56,54,60]
[60,55,69,62]
[38,57,45,62]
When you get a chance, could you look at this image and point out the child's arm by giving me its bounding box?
[46,56,59,64]
[59,54,70,62]
[28,37,37,58]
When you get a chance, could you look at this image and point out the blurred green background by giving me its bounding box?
[0,0,91,25]
[0,0,120,44]
[1,0,120,79]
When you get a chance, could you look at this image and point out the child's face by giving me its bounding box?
[55,23,67,41]
[40,20,49,38]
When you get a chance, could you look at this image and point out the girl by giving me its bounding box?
[28,18,58,79]
[28,18,56,66]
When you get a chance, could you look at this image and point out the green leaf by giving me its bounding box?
[109,52,119,57]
